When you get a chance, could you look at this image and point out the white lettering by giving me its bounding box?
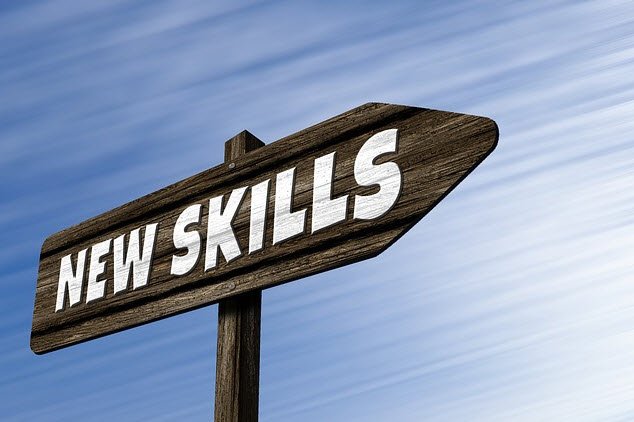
[205,187,247,270]
[273,167,306,244]
[86,238,112,303]
[312,152,348,233]
[171,204,202,276]
[55,249,87,312]
[249,180,270,253]
[53,129,405,312]
[114,223,158,294]
[353,129,401,220]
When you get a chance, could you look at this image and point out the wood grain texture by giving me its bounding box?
[31,102,499,354]
[215,291,261,422]
[215,132,262,422]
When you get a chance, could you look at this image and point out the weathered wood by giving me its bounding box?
[215,291,261,421]
[224,130,265,162]
[215,133,263,422]
[31,102,499,354]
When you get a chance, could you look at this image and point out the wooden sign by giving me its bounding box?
[31,102,498,354]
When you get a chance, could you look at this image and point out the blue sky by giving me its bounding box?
[2,0,634,420]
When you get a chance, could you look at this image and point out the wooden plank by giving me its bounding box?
[215,132,263,422]
[31,102,498,354]
[215,291,261,422]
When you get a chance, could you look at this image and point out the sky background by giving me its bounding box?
[2,0,634,420]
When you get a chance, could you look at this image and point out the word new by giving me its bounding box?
[55,129,402,312]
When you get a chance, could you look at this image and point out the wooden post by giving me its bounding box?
[215,131,265,422]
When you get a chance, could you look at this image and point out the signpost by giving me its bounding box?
[31,102,498,420]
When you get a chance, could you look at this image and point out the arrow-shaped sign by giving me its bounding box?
[31,102,498,354]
